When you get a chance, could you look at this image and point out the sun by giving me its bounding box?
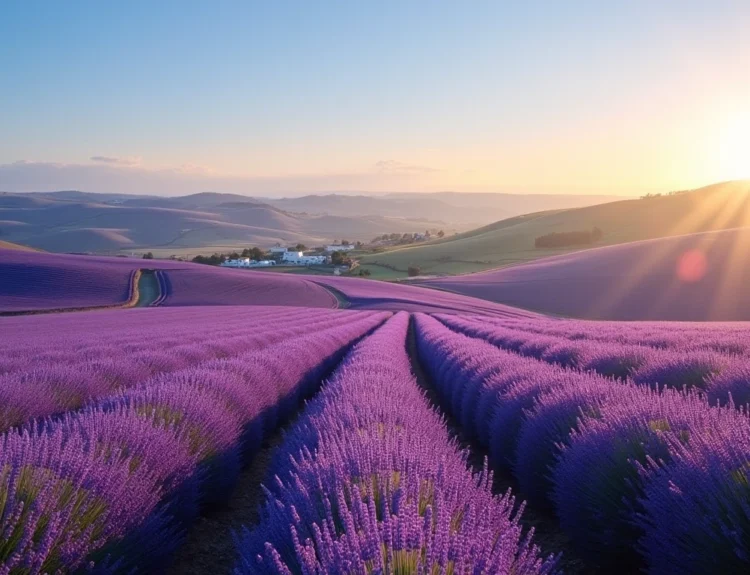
[715,110,750,181]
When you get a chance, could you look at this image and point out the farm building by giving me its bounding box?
[268,246,288,254]
[281,252,328,265]
[220,258,276,268]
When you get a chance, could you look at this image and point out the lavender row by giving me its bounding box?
[0,311,389,574]
[487,315,750,355]
[0,305,332,354]
[0,307,355,376]
[234,313,557,574]
[0,308,374,432]
[415,313,750,574]
[438,314,750,406]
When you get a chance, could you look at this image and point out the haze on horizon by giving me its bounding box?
[2,0,749,198]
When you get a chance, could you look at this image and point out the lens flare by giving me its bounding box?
[676,249,707,283]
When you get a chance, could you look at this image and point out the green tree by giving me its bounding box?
[142,252,154,259]
[192,253,226,265]
[437,230,445,238]
[407,265,421,277]
[294,243,307,251]
[331,251,352,266]
[249,247,265,260]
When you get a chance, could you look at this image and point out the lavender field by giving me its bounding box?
[0,250,338,313]
[418,227,750,320]
[2,253,750,574]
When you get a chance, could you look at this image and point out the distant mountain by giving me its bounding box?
[0,191,443,254]
[264,191,628,226]
[358,180,750,279]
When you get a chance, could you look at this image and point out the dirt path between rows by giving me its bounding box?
[135,269,161,307]
[166,434,281,575]
[405,316,592,575]
[314,282,351,309]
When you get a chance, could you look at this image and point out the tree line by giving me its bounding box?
[534,227,603,249]
[372,230,445,244]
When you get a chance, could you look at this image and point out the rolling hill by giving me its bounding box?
[417,226,750,321]
[0,191,441,254]
[263,191,628,227]
[0,248,533,316]
[0,240,37,251]
[359,181,750,279]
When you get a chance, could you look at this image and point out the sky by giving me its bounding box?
[1,0,749,197]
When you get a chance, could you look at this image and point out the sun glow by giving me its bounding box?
[714,111,750,181]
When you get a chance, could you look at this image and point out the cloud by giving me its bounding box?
[90,155,142,167]
[374,160,439,175]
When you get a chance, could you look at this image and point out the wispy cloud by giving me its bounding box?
[90,155,142,167]
[374,160,439,175]
[0,160,440,196]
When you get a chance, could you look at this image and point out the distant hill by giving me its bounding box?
[0,191,442,254]
[417,226,750,321]
[264,191,627,227]
[0,240,37,251]
[359,181,750,279]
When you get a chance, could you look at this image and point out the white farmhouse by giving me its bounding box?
[282,251,303,262]
[221,258,276,268]
[221,258,252,268]
[282,251,328,265]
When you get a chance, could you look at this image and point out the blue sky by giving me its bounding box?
[1,1,749,196]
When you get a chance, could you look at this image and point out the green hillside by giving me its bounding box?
[358,181,750,279]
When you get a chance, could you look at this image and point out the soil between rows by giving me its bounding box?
[166,433,282,575]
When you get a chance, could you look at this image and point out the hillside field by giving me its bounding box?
[418,226,750,320]
[359,181,750,279]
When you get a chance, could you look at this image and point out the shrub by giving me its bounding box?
[706,360,750,407]
[632,350,729,391]
[637,407,750,574]
[552,388,720,570]
[534,227,603,249]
